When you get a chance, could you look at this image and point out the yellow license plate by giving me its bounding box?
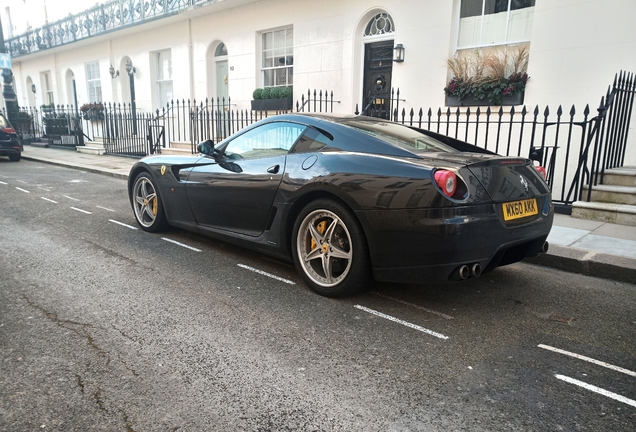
[502,198,538,221]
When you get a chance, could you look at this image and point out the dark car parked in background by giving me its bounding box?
[128,114,553,297]
[0,114,22,162]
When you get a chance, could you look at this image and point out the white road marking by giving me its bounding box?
[62,195,80,201]
[0,180,7,185]
[15,187,30,193]
[38,186,51,191]
[373,293,454,320]
[237,263,296,285]
[539,344,636,377]
[97,206,116,212]
[16,180,28,184]
[161,237,201,252]
[354,305,449,340]
[41,197,58,204]
[109,219,138,230]
[70,207,92,215]
[555,374,636,408]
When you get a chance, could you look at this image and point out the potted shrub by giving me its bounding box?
[80,102,105,120]
[444,47,529,106]
[251,86,293,111]
[14,110,33,129]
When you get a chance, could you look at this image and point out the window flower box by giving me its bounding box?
[446,91,524,107]
[251,86,293,111]
[250,98,293,111]
[444,47,529,108]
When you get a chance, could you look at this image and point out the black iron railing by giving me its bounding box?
[11,78,633,212]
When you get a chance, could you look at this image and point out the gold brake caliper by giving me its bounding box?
[151,197,157,216]
[310,220,327,250]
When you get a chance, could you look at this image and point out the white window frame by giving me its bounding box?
[155,49,173,109]
[85,61,102,103]
[455,0,535,50]
[260,26,293,88]
[41,71,54,105]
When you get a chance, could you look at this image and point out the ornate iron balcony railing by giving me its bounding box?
[4,0,209,58]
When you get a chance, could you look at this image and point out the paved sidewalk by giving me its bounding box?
[18,145,636,284]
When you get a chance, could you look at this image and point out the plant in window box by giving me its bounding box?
[251,86,293,111]
[444,47,529,107]
[80,102,105,121]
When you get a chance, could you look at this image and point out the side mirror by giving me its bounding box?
[197,139,215,155]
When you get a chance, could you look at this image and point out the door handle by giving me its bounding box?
[267,165,280,174]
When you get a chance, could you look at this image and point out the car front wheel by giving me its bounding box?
[292,199,371,297]
[131,172,168,232]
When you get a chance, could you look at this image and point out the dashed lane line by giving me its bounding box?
[109,220,138,230]
[70,207,92,215]
[62,195,80,201]
[237,263,296,285]
[354,304,449,340]
[41,197,58,204]
[373,292,454,320]
[0,180,7,185]
[97,206,116,212]
[161,237,202,252]
[539,344,636,377]
[15,187,30,193]
[555,374,636,408]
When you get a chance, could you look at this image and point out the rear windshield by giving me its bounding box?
[344,119,457,154]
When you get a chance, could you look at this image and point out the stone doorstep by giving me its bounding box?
[572,201,636,227]
[599,168,636,187]
[76,146,105,155]
[582,184,636,205]
[169,141,194,151]
[158,147,192,156]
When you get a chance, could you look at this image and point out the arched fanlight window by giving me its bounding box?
[363,13,395,37]
[215,42,228,57]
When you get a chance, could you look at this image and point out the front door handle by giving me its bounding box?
[267,165,280,174]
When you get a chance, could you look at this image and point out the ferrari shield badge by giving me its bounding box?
[161,165,166,176]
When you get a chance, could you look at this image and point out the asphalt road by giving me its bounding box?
[1,159,635,431]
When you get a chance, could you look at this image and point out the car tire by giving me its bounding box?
[131,172,169,232]
[292,199,371,297]
[8,153,20,162]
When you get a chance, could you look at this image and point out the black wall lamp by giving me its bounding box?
[109,64,119,78]
[125,59,136,75]
[393,43,405,63]
[31,83,36,93]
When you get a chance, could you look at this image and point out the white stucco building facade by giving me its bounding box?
[1,0,635,160]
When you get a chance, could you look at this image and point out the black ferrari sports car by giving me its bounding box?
[128,114,553,297]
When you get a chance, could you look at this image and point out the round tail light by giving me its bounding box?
[434,170,457,197]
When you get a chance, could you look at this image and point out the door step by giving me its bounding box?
[572,201,636,226]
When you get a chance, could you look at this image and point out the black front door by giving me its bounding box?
[362,40,394,119]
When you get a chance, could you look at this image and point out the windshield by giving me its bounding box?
[344,119,458,154]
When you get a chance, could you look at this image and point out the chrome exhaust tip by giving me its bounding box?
[450,264,470,281]
[471,263,482,278]
[541,241,549,254]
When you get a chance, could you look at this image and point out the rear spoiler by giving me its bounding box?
[408,126,497,155]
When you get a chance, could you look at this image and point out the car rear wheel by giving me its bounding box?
[8,153,20,162]
[132,172,168,232]
[292,199,371,297]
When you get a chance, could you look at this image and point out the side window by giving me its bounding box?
[224,122,306,160]
[291,128,332,153]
